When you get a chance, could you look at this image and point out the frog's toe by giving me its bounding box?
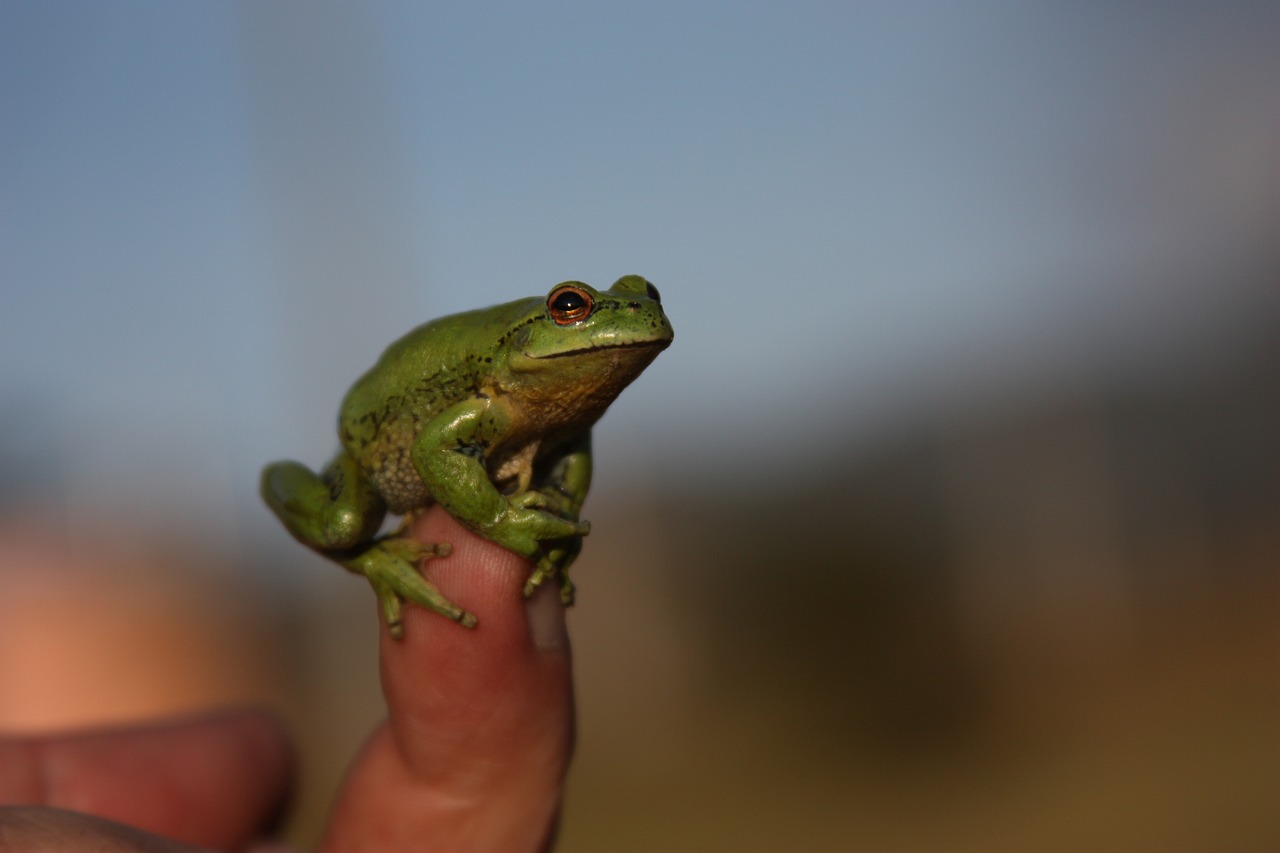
[523,558,574,604]
[396,578,477,630]
[522,565,551,598]
[370,578,405,639]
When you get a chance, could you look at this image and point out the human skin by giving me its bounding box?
[0,506,575,852]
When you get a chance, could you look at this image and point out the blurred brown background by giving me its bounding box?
[3,3,1278,850]
[4,308,1276,850]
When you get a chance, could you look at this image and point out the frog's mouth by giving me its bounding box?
[530,338,671,359]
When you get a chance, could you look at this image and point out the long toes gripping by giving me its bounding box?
[559,575,576,606]
[522,562,575,607]
[350,539,475,636]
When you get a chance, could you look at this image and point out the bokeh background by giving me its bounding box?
[3,2,1278,849]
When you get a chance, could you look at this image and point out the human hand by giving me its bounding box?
[0,506,576,851]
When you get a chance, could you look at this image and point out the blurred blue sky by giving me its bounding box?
[3,2,1278,534]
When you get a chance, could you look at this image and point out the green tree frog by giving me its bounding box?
[261,275,673,638]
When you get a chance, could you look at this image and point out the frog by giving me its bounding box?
[261,275,672,638]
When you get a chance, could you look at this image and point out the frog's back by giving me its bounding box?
[337,296,538,511]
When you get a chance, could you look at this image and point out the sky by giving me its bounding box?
[3,1,1278,540]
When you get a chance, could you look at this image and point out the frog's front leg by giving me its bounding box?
[508,488,583,604]
[413,400,590,600]
[261,452,475,637]
[513,432,594,603]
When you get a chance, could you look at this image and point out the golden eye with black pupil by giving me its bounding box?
[548,285,594,325]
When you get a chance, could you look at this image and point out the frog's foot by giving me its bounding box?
[346,538,476,639]
[522,559,576,606]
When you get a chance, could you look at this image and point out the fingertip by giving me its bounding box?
[398,507,544,650]
[373,505,574,754]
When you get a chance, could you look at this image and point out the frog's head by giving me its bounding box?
[505,275,673,411]
[520,275,673,358]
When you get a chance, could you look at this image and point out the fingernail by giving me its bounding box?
[526,583,568,650]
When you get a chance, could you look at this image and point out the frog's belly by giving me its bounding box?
[370,446,432,515]
[367,440,536,516]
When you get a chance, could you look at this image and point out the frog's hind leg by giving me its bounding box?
[262,453,475,637]
[261,453,386,550]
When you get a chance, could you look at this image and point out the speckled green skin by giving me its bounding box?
[261,275,672,637]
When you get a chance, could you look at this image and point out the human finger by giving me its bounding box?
[321,506,575,852]
[0,708,293,850]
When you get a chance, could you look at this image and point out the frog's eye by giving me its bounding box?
[547,285,594,325]
[645,281,661,303]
